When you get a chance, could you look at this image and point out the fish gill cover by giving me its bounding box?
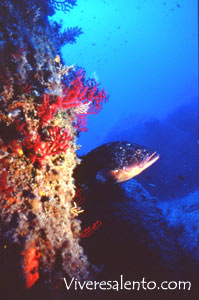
[0,0,108,298]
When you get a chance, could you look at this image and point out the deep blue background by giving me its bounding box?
[52,0,198,200]
[53,0,198,153]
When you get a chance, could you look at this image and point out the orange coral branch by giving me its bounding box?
[22,245,40,289]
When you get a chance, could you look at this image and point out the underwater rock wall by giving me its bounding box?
[80,179,179,279]
[162,190,199,265]
[79,179,199,299]
[0,0,108,298]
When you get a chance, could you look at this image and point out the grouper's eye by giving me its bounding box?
[136,149,142,155]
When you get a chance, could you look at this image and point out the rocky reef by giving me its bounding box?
[0,0,108,299]
[79,179,199,299]
[80,179,178,279]
[162,190,199,272]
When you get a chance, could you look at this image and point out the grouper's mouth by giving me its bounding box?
[138,151,160,169]
[110,151,160,183]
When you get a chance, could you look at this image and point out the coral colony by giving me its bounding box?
[0,0,108,295]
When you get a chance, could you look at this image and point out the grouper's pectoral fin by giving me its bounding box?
[96,169,114,183]
[96,168,137,183]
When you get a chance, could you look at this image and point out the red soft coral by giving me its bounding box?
[45,126,72,156]
[0,170,14,197]
[37,69,108,131]
[80,220,102,238]
[68,69,108,131]
[37,94,58,125]
[22,127,71,166]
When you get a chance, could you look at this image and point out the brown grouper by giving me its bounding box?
[74,141,159,185]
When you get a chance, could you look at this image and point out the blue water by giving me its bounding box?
[53,0,198,155]
[52,0,199,201]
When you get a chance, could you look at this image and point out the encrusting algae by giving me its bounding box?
[0,0,108,298]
